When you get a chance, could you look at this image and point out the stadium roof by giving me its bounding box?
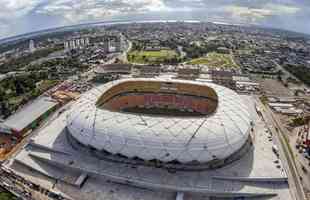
[67,78,252,163]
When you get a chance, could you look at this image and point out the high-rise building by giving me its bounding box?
[115,37,121,52]
[80,38,85,46]
[64,41,69,51]
[76,39,80,47]
[85,37,90,45]
[103,37,110,53]
[29,40,35,53]
[64,37,90,52]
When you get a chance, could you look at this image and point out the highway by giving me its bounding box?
[255,97,306,200]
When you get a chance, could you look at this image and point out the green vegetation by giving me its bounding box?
[0,46,63,73]
[37,80,59,92]
[0,191,17,200]
[0,30,74,54]
[0,55,88,118]
[127,50,179,64]
[27,57,88,73]
[187,52,239,69]
[0,72,58,118]
[259,95,269,105]
[289,116,310,127]
[283,64,310,86]
[182,42,220,59]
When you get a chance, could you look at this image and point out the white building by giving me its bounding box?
[64,37,90,52]
[29,40,35,53]
[67,78,252,163]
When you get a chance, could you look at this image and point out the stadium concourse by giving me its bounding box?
[4,78,293,200]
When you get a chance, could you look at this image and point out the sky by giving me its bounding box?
[0,0,310,39]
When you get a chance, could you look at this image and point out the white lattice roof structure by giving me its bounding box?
[66,78,252,163]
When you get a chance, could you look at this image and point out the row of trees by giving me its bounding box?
[0,46,63,73]
[127,53,184,65]
[0,71,54,118]
[27,57,87,72]
[0,191,17,200]
[0,54,90,118]
[283,64,310,86]
[183,43,220,59]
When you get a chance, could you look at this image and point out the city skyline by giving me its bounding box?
[1,0,310,39]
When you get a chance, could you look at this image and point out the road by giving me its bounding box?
[255,97,306,200]
[0,165,69,200]
[118,37,132,63]
[289,125,310,194]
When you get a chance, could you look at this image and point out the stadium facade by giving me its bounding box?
[67,78,252,167]
[7,78,293,200]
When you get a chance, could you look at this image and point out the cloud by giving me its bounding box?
[37,0,169,23]
[265,4,300,15]
[0,0,309,39]
[223,3,300,23]
[0,0,42,19]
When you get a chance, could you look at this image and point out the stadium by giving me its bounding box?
[66,78,253,169]
[8,78,292,200]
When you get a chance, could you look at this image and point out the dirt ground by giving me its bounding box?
[0,135,16,160]
[260,78,293,96]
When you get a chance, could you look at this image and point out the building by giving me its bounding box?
[217,47,231,54]
[177,67,201,80]
[210,70,236,89]
[6,78,293,200]
[103,37,110,53]
[64,37,90,52]
[268,103,294,109]
[93,64,132,82]
[4,97,59,136]
[114,37,121,52]
[132,65,161,78]
[67,78,252,165]
[0,123,12,134]
[29,40,35,53]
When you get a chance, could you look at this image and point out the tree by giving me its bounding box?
[0,192,17,200]
[277,74,282,82]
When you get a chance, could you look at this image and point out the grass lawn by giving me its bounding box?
[187,52,239,69]
[128,50,178,64]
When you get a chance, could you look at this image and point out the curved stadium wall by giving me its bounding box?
[66,78,252,169]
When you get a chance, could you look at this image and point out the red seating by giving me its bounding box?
[104,93,216,115]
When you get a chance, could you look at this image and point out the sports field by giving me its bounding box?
[187,52,239,69]
[128,50,178,64]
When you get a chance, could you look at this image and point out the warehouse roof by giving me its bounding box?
[4,96,59,132]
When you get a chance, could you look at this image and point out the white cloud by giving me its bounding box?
[0,0,309,39]
[264,3,300,15]
[224,3,300,23]
[0,22,11,37]
[0,0,41,19]
[37,0,169,23]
